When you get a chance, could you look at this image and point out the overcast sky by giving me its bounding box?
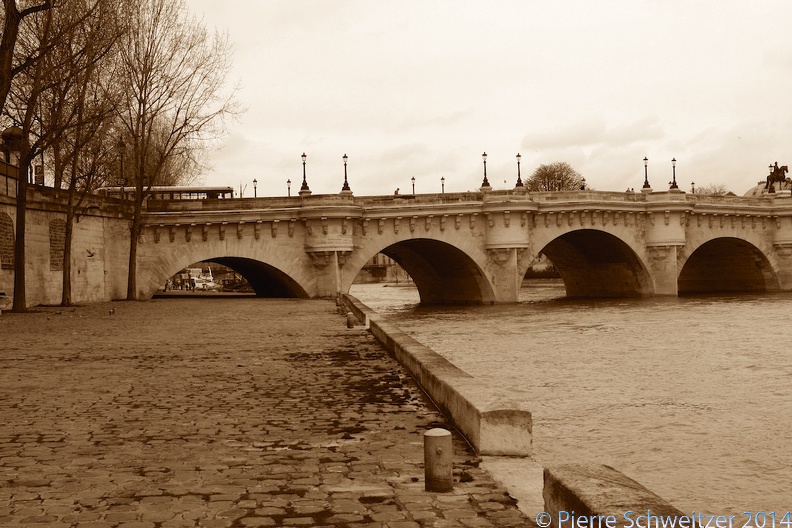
[186,0,792,197]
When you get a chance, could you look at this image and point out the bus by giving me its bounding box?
[96,185,235,201]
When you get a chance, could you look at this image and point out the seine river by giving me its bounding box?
[349,280,792,516]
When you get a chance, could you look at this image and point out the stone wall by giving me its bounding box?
[0,189,131,307]
[543,464,682,527]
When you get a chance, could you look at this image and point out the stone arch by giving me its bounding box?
[346,238,495,304]
[678,237,778,294]
[0,212,13,270]
[204,257,309,298]
[536,229,654,297]
[136,239,314,300]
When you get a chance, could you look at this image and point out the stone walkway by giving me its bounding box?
[0,298,535,527]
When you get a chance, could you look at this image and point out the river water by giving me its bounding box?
[349,280,792,515]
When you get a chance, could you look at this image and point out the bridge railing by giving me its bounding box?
[146,196,306,211]
[357,191,484,206]
[687,194,775,206]
[528,190,646,202]
[146,192,490,211]
[142,188,785,213]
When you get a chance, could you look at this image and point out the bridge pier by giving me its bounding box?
[646,244,681,295]
[644,207,687,296]
[773,244,792,290]
[485,247,526,303]
[773,219,792,290]
[307,250,351,298]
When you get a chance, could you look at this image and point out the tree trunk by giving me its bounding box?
[0,1,23,112]
[125,197,142,300]
[11,160,28,311]
[60,187,75,306]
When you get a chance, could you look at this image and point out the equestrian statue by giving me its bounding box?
[766,162,789,191]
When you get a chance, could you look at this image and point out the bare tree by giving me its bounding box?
[5,3,56,311]
[0,0,52,112]
[2,0,53,313]
[114,0,239,300]
[694,183,731,195]
[5,0,119,310]
[526,162,584,192]
[36,0,124,305]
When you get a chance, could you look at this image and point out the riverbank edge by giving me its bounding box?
[338,292,686,522]
[339,292,533,458]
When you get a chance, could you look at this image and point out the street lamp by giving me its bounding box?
[642,157,650,189]
[481,152,491,189]
[691,181,695,194]
[299,152,310,195]
[441,176,445,193]
[411,176,415,194]
[580,177,586,191]
[670,158,678,190]
[253,178,257,197]
[515,153,524,187]
[287,179,291,197]
[341,153,351,193]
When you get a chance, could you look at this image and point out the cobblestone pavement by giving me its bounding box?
[0,298,535,527]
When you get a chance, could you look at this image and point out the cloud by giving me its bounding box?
[521,117,665,151]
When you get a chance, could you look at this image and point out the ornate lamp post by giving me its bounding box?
[580,176,586,190]
[642,156,651,189]
[411,176,415,194]
[253,178,257,197]
[480,152,491,190]
[691,181,695,194]
[299,152,311,196]
[670,158,678,190]
[515,153,524,187]
[441,176,445,193]
[287,179,291,197]
[341,153,352,194]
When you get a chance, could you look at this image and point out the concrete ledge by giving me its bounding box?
[339,293,375,328]
[543,464,683,526]
[339,293,532,456]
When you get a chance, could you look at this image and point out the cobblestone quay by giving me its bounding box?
[0,297,534,527]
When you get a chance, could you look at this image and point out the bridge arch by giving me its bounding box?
[136,241,313,300]
[205,257,309,297]
[532,228,654,297]
[344,237,495,304]
[678,236,779,294]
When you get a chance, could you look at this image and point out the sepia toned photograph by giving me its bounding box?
[1,1,791,527]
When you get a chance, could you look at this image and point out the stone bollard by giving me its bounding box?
[346,312,355,328]
[424,428,453,492]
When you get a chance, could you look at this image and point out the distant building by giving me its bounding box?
[354,253,411,284]
[744,180,791,197]
[167,262,248,291]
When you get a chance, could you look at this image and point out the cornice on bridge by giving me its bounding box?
[139,191,792,236]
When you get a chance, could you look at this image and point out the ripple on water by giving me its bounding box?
[350,282,792,514]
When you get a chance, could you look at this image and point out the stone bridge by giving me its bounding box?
[136,189,792,303]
